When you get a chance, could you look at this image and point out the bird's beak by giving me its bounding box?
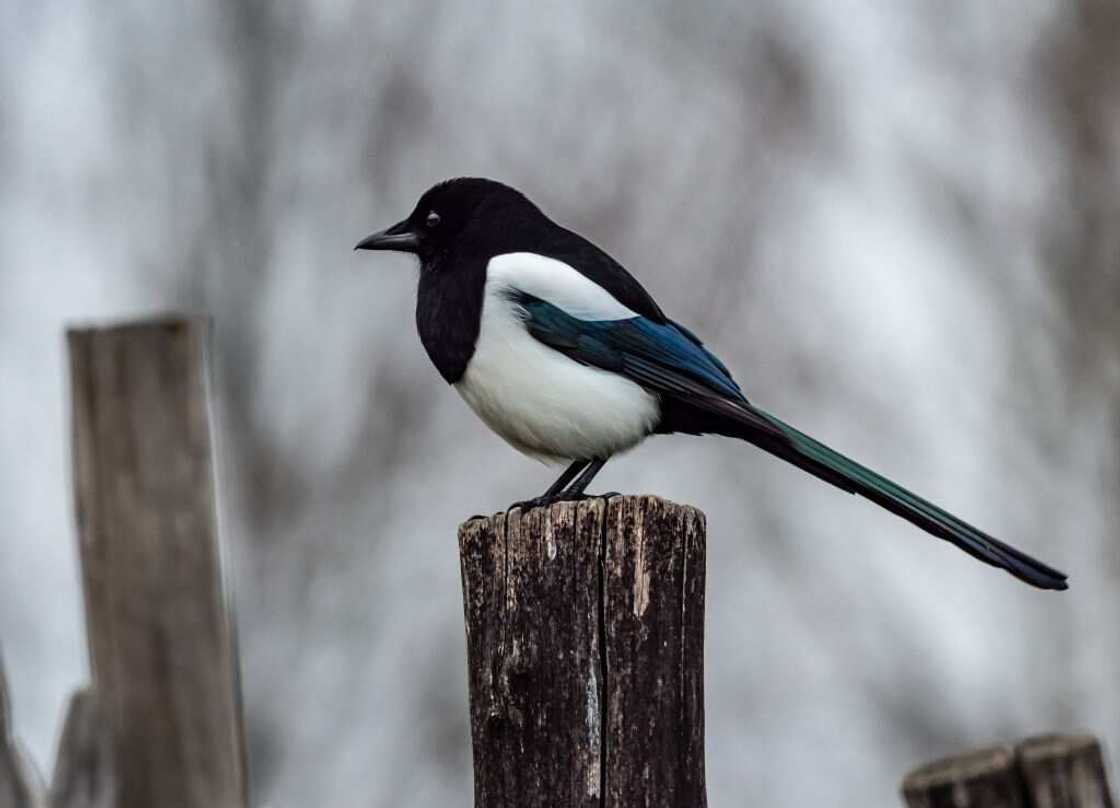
[354,219,420,253]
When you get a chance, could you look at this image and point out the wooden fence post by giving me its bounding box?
[902,745,1025,808]
[1017,735,1114,808]
[458,495,707,808]
[48,689,113,808]
[67,318,247,808]
[0,649,46,808]
[902,735,1115,808]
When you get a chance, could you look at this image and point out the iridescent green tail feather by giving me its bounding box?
[722,404,1068,590]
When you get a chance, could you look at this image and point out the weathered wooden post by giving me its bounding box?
[902,745,1026,808]
[0,648,46,808]
[1017,735,1114,808]
[458,495,707,808]
[68,318,248,808]
[902,734,1115,808]
[48,689,113,808]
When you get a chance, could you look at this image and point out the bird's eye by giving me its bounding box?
[425,211,441,228]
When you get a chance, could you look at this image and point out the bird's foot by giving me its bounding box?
[505,491,622,516]
[505,494,563,514]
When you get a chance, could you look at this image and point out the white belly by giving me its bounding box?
[454,276,659,463]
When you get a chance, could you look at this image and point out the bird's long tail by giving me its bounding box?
[718,403,1068,590]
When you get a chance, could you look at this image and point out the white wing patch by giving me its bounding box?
[452,252,658,462]
[485,252,637,322]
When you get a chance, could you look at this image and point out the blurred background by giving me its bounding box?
[1,0,1118,805]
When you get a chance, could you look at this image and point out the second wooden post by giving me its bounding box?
[68,319,247,808]
[458,495,707,808]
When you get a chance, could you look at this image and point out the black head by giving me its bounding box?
[355,177,541,263]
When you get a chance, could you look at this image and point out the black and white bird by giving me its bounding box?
[355,177,1067,590]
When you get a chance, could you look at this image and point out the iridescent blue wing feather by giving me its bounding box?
[510,290,1068,590]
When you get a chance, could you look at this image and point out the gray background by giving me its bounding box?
[2,1,1117,805]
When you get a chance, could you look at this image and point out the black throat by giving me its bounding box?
[415,250,487,384]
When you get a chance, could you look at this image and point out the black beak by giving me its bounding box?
[354,219,420,253]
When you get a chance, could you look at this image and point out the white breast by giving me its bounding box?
[454,253,660,463]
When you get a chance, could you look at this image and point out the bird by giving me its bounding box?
[355,177,1068,591]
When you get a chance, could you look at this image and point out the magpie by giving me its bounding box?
[355,177,1068,590]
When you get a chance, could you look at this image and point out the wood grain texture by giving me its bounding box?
[68,318,247,808]
[458,495,707,808]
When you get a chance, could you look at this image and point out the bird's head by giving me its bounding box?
[355,177,539,265]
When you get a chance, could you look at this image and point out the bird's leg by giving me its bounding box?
[506,459,589,513]
[562,457,608,498]
[544,460,590,498]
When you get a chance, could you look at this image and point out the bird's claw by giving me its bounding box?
[505,494,561,515]
[504,491,621,517]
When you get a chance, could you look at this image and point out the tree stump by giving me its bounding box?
[458,495,707,808]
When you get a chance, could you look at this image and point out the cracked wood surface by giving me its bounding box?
[459,495,707,808]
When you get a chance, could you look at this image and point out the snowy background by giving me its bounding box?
[2,1,1118,805]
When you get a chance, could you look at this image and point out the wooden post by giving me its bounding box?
[49,689,114,808]
[0,649,46,808]
[902,745,1025,808]
[458,495,707,808]
[1017,735,1114,808]
[68,318,247,808]
[902,735,1116,808]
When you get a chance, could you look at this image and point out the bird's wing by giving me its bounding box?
[507,290,787,440]
[508,289,1068,590]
